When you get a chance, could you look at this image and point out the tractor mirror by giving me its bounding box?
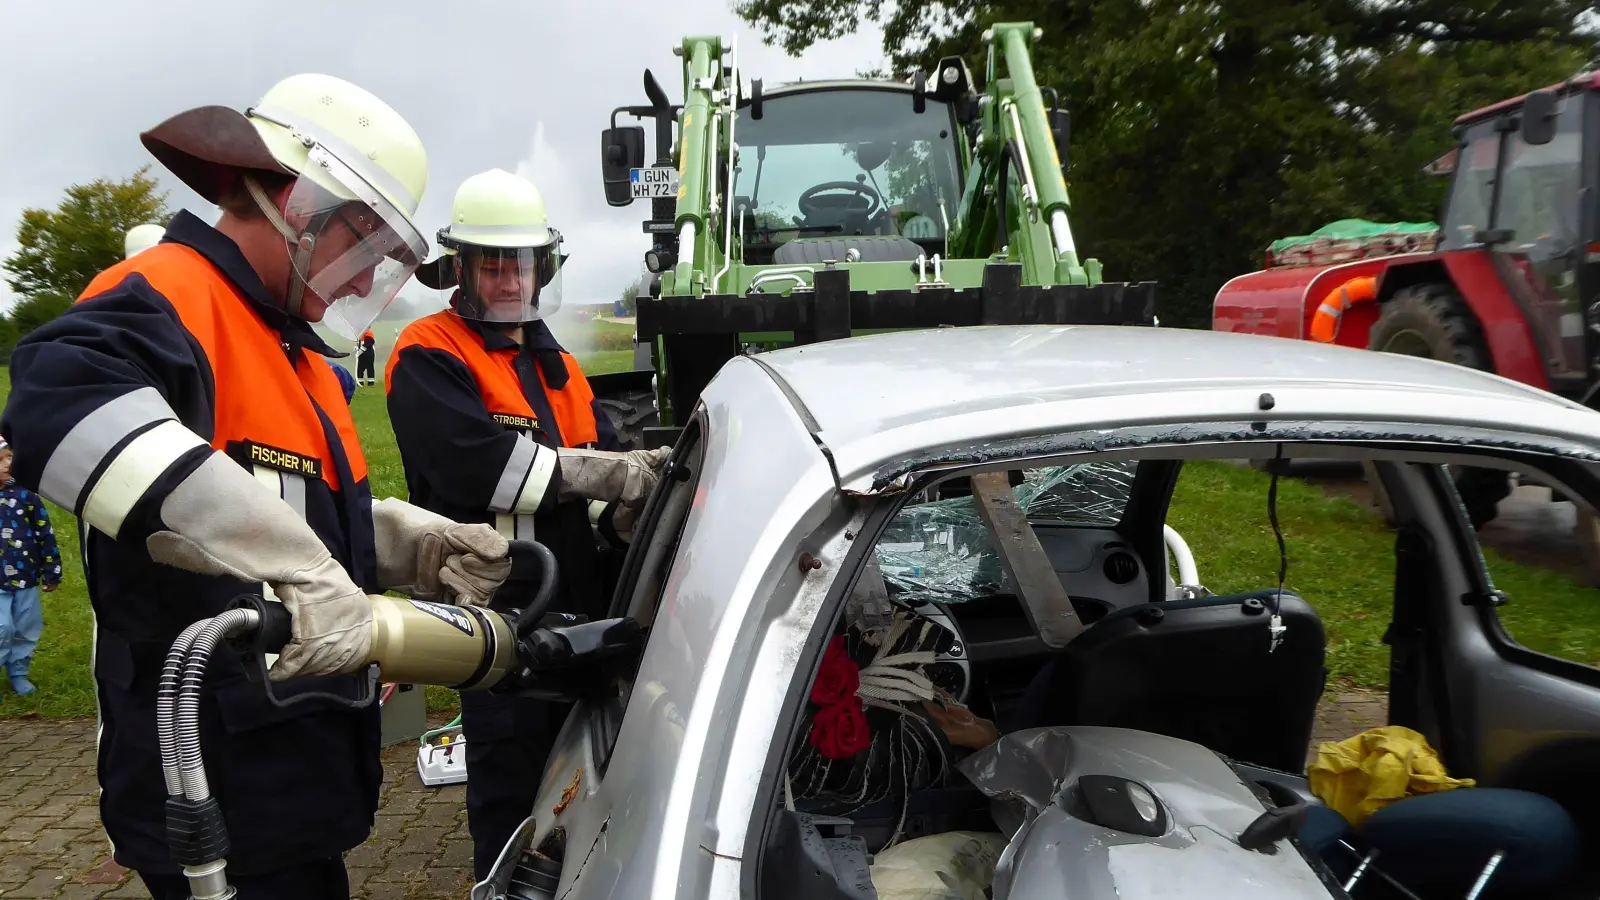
[601,126,647,207]
[1521,89,1559,146]
[1049,108,1071,170]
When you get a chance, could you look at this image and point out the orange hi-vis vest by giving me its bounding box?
[386,310,599,448]
[387,309,599,540]
[80,244,368,498]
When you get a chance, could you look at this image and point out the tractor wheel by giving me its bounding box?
[1367,284,1512,527]
[587,371,660,451]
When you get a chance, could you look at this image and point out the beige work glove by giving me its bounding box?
[371,498,511,607]
[556,446,671,508]
[145,452,372,681]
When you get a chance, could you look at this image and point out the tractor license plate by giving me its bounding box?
[630,167,679,199]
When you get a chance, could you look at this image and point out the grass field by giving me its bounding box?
[1166,462,1600,686]
[2,320,1599,716]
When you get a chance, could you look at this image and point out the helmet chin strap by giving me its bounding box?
[245,176,318,320]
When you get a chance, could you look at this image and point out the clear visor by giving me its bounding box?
[281,144,428,340]
[449,240,564,324]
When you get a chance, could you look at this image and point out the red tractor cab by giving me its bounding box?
[1214,73,1599,524]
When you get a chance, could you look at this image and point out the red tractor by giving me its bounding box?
[1214,73,1597,525]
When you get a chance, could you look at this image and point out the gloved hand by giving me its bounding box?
[589,497,645,548]
[371,498,511,606]
[556,446,671,507]
[144,452,372,681]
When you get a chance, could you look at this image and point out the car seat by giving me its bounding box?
[1017,590,1327,773]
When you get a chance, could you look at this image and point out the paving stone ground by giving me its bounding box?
[2,692,1388,899]
[0,719,473,900]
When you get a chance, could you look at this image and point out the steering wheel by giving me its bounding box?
[797,181,883,222]
[897,599,971,704]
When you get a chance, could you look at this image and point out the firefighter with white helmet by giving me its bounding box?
[123,223,166,259]
[2,75,514,899]
[387,168,668,878]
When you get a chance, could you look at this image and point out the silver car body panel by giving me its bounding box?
[559,358,845,899]
[748,326,1600,490]
[961,726,1329,899]
[508,326,1600,899]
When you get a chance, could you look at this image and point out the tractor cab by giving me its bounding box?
[596,27,1158,448]
[732,82,963,266]
[1434,81,1595,390]
[1214,73,1600,404]
[1213,73,1600,527]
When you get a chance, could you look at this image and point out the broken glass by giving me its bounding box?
[875,462,1135,604]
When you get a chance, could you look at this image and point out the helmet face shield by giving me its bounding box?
[281,144,427,340]
[445,229,564,324]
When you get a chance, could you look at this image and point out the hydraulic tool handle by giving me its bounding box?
[225,594,380,710]
[507,539,560,640]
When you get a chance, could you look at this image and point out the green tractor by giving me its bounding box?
[591,23,1157,448]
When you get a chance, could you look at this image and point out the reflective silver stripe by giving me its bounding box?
[80,422,208,539]
[40,387,179,511]
[515,514,536,541]
[513,444,557,515]
[281,473,308,520]
[251,465,289,668]
[489,436,538,514]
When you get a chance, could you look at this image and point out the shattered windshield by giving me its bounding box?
[876,463,1136,604]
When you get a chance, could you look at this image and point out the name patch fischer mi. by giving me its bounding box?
[238,441,323,478]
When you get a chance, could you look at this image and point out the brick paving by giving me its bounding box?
[0,720,473,899]
[1,691,1389,898]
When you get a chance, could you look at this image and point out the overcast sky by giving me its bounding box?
[0,0,884,329]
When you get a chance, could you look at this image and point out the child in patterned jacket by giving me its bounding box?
[0,440,62,695]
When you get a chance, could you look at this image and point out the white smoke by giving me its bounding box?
[514,121,644,358]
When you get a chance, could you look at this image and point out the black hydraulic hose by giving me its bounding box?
[514,541,560,640]
[174,608,258,802]
[157,620,210,797]
[997,138,1026,239]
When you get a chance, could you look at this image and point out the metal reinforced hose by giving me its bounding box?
[157,620,211,797]
[173,608,259,802]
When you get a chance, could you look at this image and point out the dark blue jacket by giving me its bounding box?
[0,482,62,590]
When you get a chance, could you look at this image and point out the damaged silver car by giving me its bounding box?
[475,325,1600,900]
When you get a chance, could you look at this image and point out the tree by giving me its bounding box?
[737,0,1597,326]
[619,282,640,316]
[2,166,171,347]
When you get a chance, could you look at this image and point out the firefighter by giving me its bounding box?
[1,74,516,900]
[386,167,668,879]
[356,329,378,386]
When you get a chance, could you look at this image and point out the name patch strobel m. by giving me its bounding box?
[491,413,538,431]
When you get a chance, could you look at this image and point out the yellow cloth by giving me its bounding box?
[1308,725,1475,827]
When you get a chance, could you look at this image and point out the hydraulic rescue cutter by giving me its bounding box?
[156,540,638,900]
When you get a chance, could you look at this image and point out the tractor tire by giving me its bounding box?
[587,371,660,451]
[1367,284,1512,527]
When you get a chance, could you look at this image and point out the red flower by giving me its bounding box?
[810,636,859,707]
[808,636,871,760]
[810,699,872,759]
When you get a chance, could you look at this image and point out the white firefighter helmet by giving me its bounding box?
[425,169,565,324]
[123,223,166,259]
[140,73,429,340]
